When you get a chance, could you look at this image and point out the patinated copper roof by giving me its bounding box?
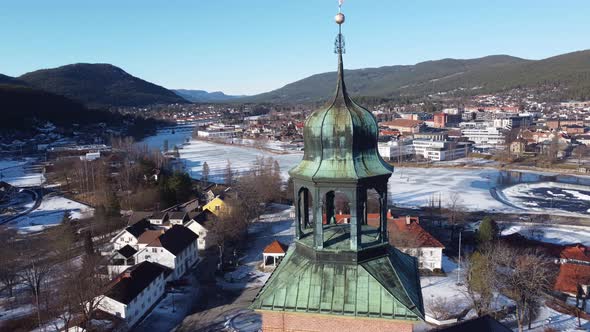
[288,53,393,183]
[251,246,424,320]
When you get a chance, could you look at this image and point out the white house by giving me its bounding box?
[167,211,189,226]
[388,216,445,271]
[97,261,170,328]
[107,245,138,278]
[148,212,168,226]
[185,210,216,250]
[111,220,152,251]
[136,225,199,279]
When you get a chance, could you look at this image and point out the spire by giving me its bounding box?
[333,1,348,103]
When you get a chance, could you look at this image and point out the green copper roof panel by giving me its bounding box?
[320,265,334,312]
[343,266,357,314]
[251,246,424,321]
[288,54,394,183]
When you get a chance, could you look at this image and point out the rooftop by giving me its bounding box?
[105,261,170,305]
[554,263,590,295]
[264,240,289,254]
[159,225,198,256]
[251,246,424,320]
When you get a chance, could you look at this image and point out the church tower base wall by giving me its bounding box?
[261,311,415,332]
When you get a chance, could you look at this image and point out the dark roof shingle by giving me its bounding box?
[105,262,169,305]
[159,225,198,256]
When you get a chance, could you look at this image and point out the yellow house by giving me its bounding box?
[202,196,228,216]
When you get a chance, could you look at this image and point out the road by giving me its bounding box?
[0,188,43,225]
[174,250,262,332]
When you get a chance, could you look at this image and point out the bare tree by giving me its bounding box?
[573,144,587,166]
[427,296,459,320]
[0,229,19,298]
[209,209,247,270]
[20,254,53,330]
[496,248,555,332]
[444,192,466,241]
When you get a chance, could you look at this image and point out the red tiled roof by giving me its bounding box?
[382,119,424,128]
[560,244,590,262]
[388,217,445,248]
[554,263,590,294]
[322,213,443,249]
[379,130,400,136]
[263,240,288,254]
[137,230,165,246]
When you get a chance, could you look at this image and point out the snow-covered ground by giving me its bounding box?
[179,139,304,182]
[222,204,295,290]
[142,125,195,151]
[499,182,590,215]
[433,157,500,167]
[8,195,93,233]
[420,256,471,319]
[0,158,45,187]
[527,305,590,332]
[501,223,590,246]
[389,167,509,211]
[140,131,590,216]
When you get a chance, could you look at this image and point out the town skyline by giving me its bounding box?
[1,0,589,95]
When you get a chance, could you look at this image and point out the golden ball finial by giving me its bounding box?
[335,12,345,25]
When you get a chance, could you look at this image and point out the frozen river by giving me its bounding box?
[141,128,590,216]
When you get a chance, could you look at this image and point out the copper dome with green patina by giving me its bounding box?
[288,53,393,183]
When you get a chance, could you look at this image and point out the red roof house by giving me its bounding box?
[554,263,590,296]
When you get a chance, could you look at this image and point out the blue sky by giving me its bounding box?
[1,0,588,95]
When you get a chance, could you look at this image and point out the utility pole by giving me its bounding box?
[457,229,462,285]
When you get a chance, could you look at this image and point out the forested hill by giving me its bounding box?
[0,74,28,87]
[18,63,188,108]
[243,50,590,103]
[173,89,243,103]
[0,84,92,130]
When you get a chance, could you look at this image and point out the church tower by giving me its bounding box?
[251,3,424,331]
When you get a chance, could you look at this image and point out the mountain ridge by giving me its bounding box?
[242,50,590,103]
[173,89,244,103]
[18,63,188,108]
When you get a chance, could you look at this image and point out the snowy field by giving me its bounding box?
[8,195,94,233]
[141,132,590,216]
[0,158,45,187]
[501,223,590,246]
[499,182,590,215]
[179,139,304,182]
[142,125,194,151]
[389,167,508,211]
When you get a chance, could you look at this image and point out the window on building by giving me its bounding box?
[215,205,220,211]
[152,248,157,253]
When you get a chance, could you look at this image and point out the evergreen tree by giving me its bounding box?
[84,231,95,255]
[477,216,499,244]
[224,160,233,186]
[202,162,210,184]
[105,191,121,217]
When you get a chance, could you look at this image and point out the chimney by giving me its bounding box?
[406,216,411,225]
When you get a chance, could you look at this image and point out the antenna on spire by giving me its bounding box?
[334,0,346,54]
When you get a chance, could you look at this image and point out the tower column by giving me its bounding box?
[294,186,301,239]
[380,190,388,242]
[350,187,362,250]
[313,187,323,249]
